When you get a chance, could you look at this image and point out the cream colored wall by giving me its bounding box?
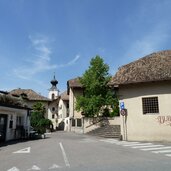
[58,99,68,119]
[73,88,83,118]
[69,88,74,118]
[119,81,171,142]
[48,101,58,130]
[69,87,83,118]
[69,87,84,133]
[58,99,64,119]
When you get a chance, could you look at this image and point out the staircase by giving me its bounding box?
[87,125,121,139]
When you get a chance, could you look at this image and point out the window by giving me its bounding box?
[9,120,13,129]
[142,97,159,114]
[72,119,75,127]
[52,107,55,112]
[77,119,82,127]
[9,115,13,128]
[52,93,55,100]
[52,114,55,119]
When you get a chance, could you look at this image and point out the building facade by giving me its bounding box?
[110,50,171,142]
[67,78,84,133]
[48,75,59,130]
[0,91,31,142]
[58,91,69,131]
[10,88,51,119]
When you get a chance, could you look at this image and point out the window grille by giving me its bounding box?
[77,119,82,127]
[72,119,75,127]
[142,97,159,114]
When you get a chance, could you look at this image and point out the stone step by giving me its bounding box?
[87,125,121,139]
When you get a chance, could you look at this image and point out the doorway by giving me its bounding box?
[0,114,7,142]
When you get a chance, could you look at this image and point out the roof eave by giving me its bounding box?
[110,78,171,86]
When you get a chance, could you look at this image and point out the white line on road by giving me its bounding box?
[165,154,171,157]
[13,147,31,154]
[48,164,61,169]
[141,146,171,151]
[115,141,140,145]
[7,167,20,171]
[100,139,140,145]
[152,149,171,154]
[27,165,41,170]
[59,142,70,167]
[123,143,152,147]
[131,145,164,149]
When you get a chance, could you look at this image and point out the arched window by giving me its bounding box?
[52,93,55,100]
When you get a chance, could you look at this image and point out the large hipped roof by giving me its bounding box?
[110,50,171,85]
[10,89,51,101]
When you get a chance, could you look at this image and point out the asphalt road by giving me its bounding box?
[0,132,171,171]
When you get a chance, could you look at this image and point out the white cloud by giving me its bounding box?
[14,35,56,79]
[14,35,80,80]
[53,55,80,68]
[64,55,80,66]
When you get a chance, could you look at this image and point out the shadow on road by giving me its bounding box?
[0,136,50,148]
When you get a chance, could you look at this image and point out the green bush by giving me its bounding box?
[30,102,52,134]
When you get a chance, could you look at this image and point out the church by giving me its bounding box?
[47,75,69,131]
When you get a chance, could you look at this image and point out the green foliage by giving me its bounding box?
[30,102,52,134]
[76,56,119,117]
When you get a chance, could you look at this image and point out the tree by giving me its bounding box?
[76,56,119,117]
[30,102,52,134]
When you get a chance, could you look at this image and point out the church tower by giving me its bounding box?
[48,74,59,100]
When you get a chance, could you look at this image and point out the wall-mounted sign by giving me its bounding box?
[120,102,125,110]
[120,109,127,116]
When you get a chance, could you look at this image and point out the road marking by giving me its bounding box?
[7,167,20,171]
[141,146,171,151]
[13,147,31,154]
[165,154,171,157]
[100,138,171,158]
[100,139,140,145]
[123,143,152,147]
[59,142,70,167]
[152,149,171,154]
[48,164,61,169]
[27,165,41,170]
[115,141,140,145]
[131,145,164,149]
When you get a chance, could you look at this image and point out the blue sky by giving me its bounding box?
[0,0,171,97]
